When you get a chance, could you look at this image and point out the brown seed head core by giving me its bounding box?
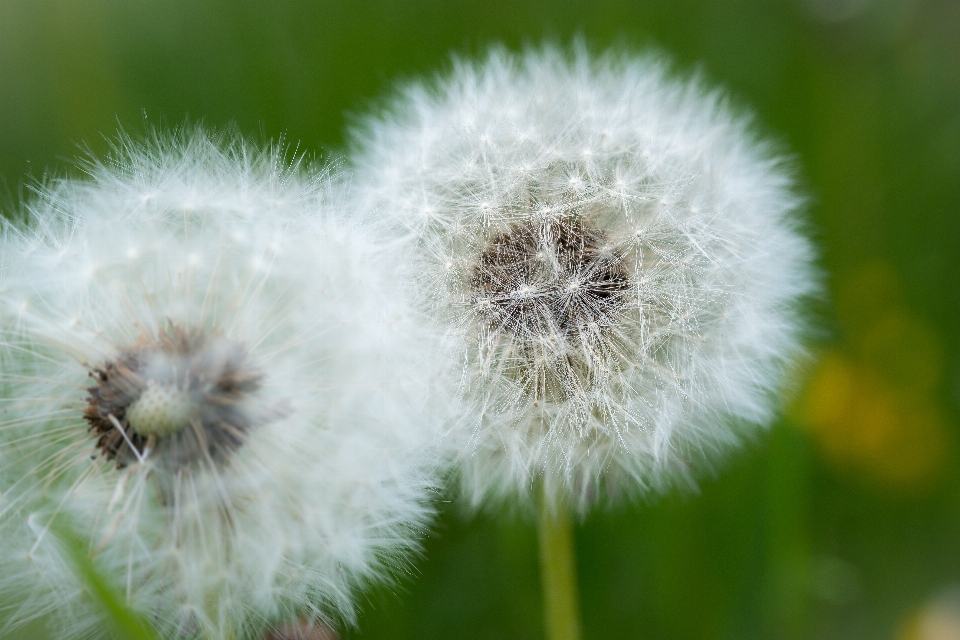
[470,217,630,345]
[84,324,263,469]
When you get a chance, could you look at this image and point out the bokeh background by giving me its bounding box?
[2,0,959,638]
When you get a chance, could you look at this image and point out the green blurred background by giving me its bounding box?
[2,0,959,638]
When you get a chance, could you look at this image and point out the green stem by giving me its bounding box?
[538,489,582,640]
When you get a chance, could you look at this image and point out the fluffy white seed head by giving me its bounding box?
[349,45,817,515]
[0,131,446,639]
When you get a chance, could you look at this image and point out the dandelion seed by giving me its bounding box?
[0,130,443,640]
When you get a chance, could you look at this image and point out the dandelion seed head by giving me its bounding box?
[349,44,818,514]
[0,130,444,639]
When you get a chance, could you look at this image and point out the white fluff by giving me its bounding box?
[0,131,445,639]
[348,45,817,515]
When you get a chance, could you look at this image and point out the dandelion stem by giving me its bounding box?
[538,487,582,640]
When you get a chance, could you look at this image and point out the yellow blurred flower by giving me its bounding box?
[898,587,960,640]
[795,261,950,490]
[799,351,947,488]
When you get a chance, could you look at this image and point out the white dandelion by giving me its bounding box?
[348,44,817,640]
[348,44,817,515]
[0,131,444,640]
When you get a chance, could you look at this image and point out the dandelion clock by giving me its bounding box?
[0,131,443,640]
[348,44,817,639]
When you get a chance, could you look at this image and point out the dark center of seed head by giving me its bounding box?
[83,324,264,469]
[470,218,630,344]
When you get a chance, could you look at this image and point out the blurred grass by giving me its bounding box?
[54,523,164,640]
[2,0,959,639]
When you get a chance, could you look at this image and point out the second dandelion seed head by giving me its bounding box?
[350,44,818,514]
